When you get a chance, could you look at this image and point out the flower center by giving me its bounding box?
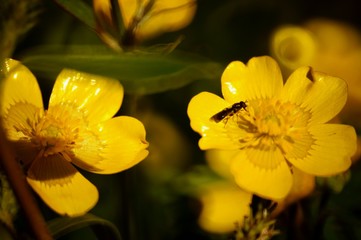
[227,99,311,154]
[10,105,84,163]
[32,110,79,161]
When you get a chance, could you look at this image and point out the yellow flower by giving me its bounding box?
[93,0,197,46]
[195,149,252,233]
[198,181,252,234]
[0,59,149,216]
[270,25,316,74]
[187,56,356,200]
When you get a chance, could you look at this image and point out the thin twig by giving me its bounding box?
[0,127,53,240]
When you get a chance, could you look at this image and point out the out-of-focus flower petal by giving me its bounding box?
[116,0,136,27]
[0,59,43,116]
[273,167,315,216]
[231,149,293,200]
[93,0,123,51]
[270,26,316,73]
[72,116,149,174]
[119,0,196,40]
[305,19,361,56]
[140,112,191,176]
[49,69,123,124]
[221,56,283,103]
[352,137,361,163]
[93,0,114,28]
[27,154,98,217]
[287,124,356,176]
[198,181,252,233]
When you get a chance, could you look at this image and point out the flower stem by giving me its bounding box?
[0,127,53,240]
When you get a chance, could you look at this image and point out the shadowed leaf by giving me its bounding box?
[20,45,223,94]
[47,213,122,240]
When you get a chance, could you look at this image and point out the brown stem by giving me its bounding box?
[0,127,53,240]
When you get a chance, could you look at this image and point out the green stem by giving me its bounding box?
[0,127,53,240]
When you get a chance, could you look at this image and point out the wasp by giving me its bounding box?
[210,101,247,123]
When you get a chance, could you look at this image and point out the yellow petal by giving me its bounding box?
[2,102,41,140]
[187,92,239,150]
[27,154,98,217]
[231,149,292,200]
[93,0,122,50]
[280,66,313,105]
[287,124,356,176]
[304,71,347,124]
[221,56,283,103]
[0,58,43,116]
[281,67,347,124]
[49,69,123,124]
[205,149,238,179]
[284,128,314,160]
[93,0,114,28]
[117,0,135,27]
[2,102,42,167]
[119,0,196,40]
[198,181,251,233]
[72,116,149,174]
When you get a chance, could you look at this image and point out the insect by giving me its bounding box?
[210,101,247,123]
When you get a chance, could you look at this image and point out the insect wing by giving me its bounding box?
[210,108,231,123]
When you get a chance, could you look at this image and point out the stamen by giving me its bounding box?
[226,99,311,155]
[8,104,83,162]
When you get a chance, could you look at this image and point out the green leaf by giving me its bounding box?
[47,213,122,240]
[54,0,96,29]
[20,45,223,94]
[173,165,224,196]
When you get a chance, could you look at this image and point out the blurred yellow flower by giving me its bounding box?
[195,149,252,233]
[272,167,315,216]
[188,56,356,200]
[0,59,149,216]
[270,25,316,74]
[198,181,252,234]
[270,19,361,75]
[270,19,361,129]
[93,0,197,46]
